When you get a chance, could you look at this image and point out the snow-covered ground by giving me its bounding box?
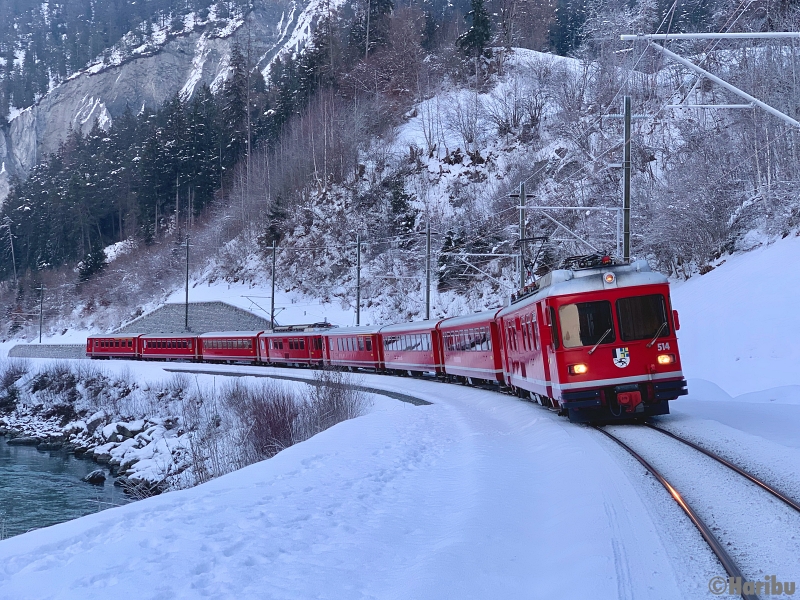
[2,237,800,597]
[0,373,721,598]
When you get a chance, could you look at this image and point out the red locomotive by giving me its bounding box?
[86,256,686,422]
[497,257,686,422]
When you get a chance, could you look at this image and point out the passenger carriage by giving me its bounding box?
[439,310,504,385]
[139,334,199,361]
[261,324,329,366]
[498,257,687,422]
[379,321,443,376]
[198,331,263,364]
[324,327,383,370]
[86,334,143,359]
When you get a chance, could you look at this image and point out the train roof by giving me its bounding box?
[89,333,145,338]
[499,260,668,316]
[326,326,382,335]
[197,331,264,338]
[379,320,443,334]
[439,308,503,329]
[140,333,202,339]
[263,328,330,336]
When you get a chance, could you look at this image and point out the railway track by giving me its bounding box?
[596,424,800,600]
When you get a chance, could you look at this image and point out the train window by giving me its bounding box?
[300,339,305,350]
[558,301,615,349]
[522,320,529,351]
[525,319,531,350]
[617,295,669,342]
[532,319,538,349]
[357,337,364,351]
[549,307,559,349]
[366,338,372,352]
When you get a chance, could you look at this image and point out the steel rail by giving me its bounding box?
[644,423,800,514]
[594,426,758,600]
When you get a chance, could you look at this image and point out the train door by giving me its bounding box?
[544,302,560,400]
[536,302,553,397]
[498,316,513,382]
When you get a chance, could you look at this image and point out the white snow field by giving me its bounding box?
[0,372,709,600]
[3,237,800,598]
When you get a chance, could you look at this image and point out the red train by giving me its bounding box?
[87,256,687,422]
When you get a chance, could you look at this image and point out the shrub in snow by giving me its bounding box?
[0,359,28,413]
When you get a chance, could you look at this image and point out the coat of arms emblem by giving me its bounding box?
[613,347,630,368]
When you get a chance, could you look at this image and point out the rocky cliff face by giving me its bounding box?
[0,0,315,203]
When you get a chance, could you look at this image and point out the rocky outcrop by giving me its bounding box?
[0,0,305,202]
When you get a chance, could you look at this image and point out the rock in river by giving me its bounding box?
[82,469,106,485]
[7,436,42,445]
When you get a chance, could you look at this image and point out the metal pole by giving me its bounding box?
[425,221,431,321]
[622,32,800,41]
[648,41,800,129]
[184,234,189,331]
[623,96,632,263]
[38,285,44,343]
[271,240,276,328]
[519,181,526,289]
[356,234,361,326]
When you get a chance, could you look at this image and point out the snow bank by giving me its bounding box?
[672,233,800,397]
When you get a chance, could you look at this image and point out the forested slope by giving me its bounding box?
[1,0,799,338]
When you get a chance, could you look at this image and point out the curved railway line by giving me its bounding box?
[596,424,800,600]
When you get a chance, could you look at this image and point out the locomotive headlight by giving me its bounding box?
[657,354,675,365]
[604,272,615,284]
[568,363,588,375]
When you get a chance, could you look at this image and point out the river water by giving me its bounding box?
[0,437,130,539]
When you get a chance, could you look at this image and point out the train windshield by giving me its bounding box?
[558,301,616,348]
[616,294,670,341]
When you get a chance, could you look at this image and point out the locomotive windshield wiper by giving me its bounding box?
[588,328,612,355]
[646,322,668,348]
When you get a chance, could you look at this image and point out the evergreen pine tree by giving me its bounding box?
[457,0,491,59]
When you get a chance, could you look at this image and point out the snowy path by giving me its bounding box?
[0,372,711,599]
